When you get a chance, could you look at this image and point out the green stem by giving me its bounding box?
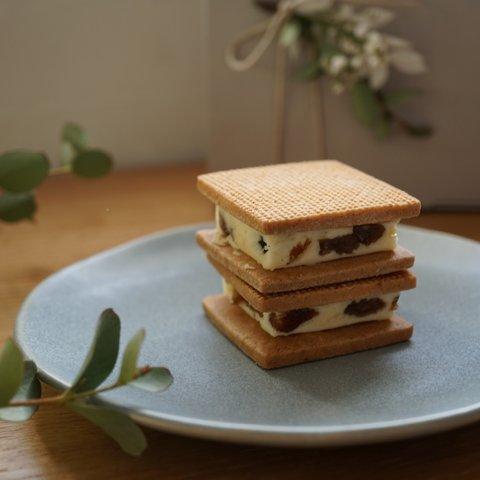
[7,394,65,407]
[49,165,71,176]
[7,366,152,408]
[65,382,123,402]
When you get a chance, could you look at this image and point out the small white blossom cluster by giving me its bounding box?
[295,0,427,92]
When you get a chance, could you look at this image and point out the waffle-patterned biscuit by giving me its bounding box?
[203,295,413,369]
[197,229,415,293]
[197,160,421,234]
[208,256,416,312]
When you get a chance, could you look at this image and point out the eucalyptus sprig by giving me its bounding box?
[0,309,173,456]
[255,0,433,139]
[0,123,113,223]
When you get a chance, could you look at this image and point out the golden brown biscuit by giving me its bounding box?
[203,294,413,369]
[197,160,421,234]
[197,229,415,293]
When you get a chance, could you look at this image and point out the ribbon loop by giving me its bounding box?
[225,0,306,72]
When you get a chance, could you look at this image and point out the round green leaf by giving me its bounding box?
[68,401,147,456]
[0,339,24,407]
[69,309,121,394]
[62,123,88,152]
[0,361,41,422]
[131,367,173,393]
[0,192,37,223]
[119,329,145,384]
[351,81,382,128]
[72,149,112,178]
[0,150,49,192]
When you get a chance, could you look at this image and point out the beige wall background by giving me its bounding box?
[0,0,208,167]
[1,1,478,207]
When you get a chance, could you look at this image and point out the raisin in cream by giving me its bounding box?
[222,280,400,337]
[215,207,398,270]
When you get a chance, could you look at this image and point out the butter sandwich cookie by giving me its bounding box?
[197,229,415,293]
[208,256,417,313]
[198,160,421,234]
[203,294,413,369]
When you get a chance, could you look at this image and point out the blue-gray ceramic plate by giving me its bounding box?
[15,224,480,446]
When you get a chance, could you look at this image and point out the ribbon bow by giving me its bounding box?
[225,0,326,163]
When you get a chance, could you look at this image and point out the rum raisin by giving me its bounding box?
[353,224,385,245]
[390,295,400,311]
[269,308,317,333]
[218,214,231,237]
[344,298,386,317]
[319,234,359,256]
[258,236,268,253]
[288,238,311,264]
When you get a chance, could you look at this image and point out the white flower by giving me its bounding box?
[329,54,348,75]
[365,53,381,69]
[339,38,361,55]
[384,34,411,49]
[302,1,427,93]
[295,0,334,14]
[369,61,389,89]
[335,4,356,21]
[358,8,395,29]
[350,55,363,70]
[364,31,385,55]
[389,49,427,74]
[353,21,370,38]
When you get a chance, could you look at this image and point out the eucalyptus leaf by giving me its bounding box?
[68,401,147,456]
[131,367,173,393]
[119,329,145,384]
[0,192,37,222]
[405,124,433,137]
[384,88,421,109]
[69,309,120,394]
[280,21,301,47]
[62,123,88,152]
[0,339,24,407]
[0,361,41,422]
[351,82,382,128]
[72,149,112,178]
[0,150,49,192]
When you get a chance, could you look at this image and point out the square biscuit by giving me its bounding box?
[197,160,421,234]
[208,256,417,312]
[197,229,415,293]
[203,294,413,369]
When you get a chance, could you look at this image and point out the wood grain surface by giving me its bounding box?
[1,163,479,479]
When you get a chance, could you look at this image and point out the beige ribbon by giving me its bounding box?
[225,0,319,164]
[225,0,419,164]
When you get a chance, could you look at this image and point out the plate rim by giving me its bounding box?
[15,223,480,447]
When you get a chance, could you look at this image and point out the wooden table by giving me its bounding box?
[1,163,479,479]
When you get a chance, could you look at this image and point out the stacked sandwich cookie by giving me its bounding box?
[196,160,421,369]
